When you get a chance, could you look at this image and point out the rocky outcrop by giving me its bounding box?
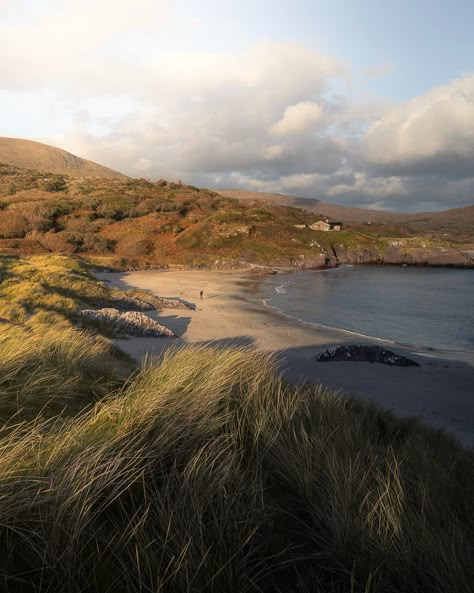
[80,308,175,337]
[94,291,191,311]
[316,345,419,366]
[324,243,473,267]
[382,245,471,267]
[332,245,382,265]
[289,253,327,268]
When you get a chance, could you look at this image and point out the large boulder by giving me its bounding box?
[80,308,175,337]
[316,345,419,366]
[94,291,191,312]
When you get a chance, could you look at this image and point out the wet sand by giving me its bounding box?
[96,269,474,448]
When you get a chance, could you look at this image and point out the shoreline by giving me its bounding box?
[96,269,474,448]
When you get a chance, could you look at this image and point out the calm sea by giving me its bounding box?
[257,266,474,353]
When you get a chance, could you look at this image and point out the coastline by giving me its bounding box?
[96,269,474,448]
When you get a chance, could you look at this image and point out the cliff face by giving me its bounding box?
[327,243,473,268]
[331,245,381,265]
[381,245,472,266]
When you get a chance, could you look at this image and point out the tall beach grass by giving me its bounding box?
[0,346,472,593]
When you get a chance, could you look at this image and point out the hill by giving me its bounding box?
[217,189,409,223]
[217,189,474,239]
[0,137,127,179]
[0,163,472,268]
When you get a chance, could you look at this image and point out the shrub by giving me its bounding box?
[115,236,153,256]
[10,201,57,231]
[32,231,77,253]
[38,175,67,192]
[80,234,116,253]
[0,210,30,238]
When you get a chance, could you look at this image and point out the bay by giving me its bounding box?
[257,266,474,353]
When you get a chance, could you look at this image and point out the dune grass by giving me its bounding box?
[0,346,472,593]
[0,255,110,323]
[0,323,128,424]
[0,255,134,425]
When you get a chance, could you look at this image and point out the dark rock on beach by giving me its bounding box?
[316,345,420,366]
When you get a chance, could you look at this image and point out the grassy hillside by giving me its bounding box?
[0,137,127,179]
[0,255,472,592]
[0,163,472,268]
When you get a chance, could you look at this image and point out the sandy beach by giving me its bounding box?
[96,269,474,448]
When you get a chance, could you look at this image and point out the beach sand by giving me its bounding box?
[96,269,474,448]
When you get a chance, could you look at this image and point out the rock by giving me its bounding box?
[80,308,175,337]
[316,345,419,366]
[94,292,191,312]
[382,245,471,267]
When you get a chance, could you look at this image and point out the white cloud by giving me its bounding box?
[363,74,474,175]
[263,144,287,160]
[0,0,171,93]
[270,101,322,136]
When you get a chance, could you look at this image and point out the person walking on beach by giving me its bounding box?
[200,289,204,300]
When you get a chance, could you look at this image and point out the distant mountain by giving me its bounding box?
[217,189,474,238]
[0,137,127,179]
[216,189,408,223]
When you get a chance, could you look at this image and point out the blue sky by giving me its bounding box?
[0,0,473,211]
[174,0,474,99]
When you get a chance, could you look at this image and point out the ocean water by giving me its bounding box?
[257,266,474,352]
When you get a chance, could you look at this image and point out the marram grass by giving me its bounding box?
[0,346,472,593]
[0,323,127,424]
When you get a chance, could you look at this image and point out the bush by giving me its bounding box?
[0,210,30,238]
[115,236,153,256]
[80,234,116,253]
[40,231,78,253]
[38,175,67,192]
[10,201,57,231]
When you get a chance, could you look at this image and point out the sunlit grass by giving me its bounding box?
[0,346,472,592]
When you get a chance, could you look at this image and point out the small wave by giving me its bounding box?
[261,300,397,344]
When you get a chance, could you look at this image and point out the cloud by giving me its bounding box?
[0,0,171,93]
[362,75,474,177]
[270,101,322,136]
[0,1,473,212]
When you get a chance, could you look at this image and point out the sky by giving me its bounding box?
[0,0,473,212]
